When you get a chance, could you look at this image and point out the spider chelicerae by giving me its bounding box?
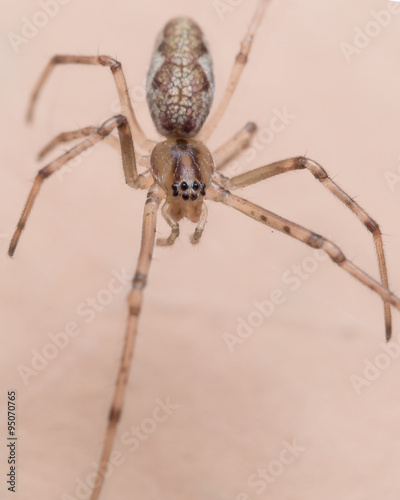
[9,1,400,499]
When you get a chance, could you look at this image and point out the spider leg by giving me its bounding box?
[90,186,164,500]
[208,182,400,337]
[37,126,120,160]
[38,125,154,178]
[156,202,180,247]
[223,156,392,340]
[190,204,208,245]
[213,122,257,171]
[9,115,148,257]
[26,54,156,153]
[198,0,268,143]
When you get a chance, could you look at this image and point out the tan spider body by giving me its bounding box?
[9,1,400,499]
[147,17,215,228]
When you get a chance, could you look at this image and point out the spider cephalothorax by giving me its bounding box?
[150,137,213,222]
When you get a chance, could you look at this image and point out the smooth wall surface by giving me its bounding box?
[2,1,400,499]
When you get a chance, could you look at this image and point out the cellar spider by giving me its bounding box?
[8,0,400,498]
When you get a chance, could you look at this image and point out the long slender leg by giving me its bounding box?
[213,122,257,171]
[156,202,180,247]
[37,126,120,160]
[207,182,400,334]
[26,54,156,153]
[9,115,145,257]
[224,156,392,340]
[38,126,154,180]
[90,186,164,500]
[198,0,268,143]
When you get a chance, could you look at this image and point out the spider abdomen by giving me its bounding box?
[146,17,214,138]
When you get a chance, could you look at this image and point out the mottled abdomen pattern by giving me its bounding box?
[146,17,214,138]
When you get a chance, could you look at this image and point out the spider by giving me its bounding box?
[8,1,400,499]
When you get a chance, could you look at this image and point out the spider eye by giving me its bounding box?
[180,181,188,191]
[191,193,198,201]
[200,183,206,196]
[192,181,200,190]
[182,193,190,201]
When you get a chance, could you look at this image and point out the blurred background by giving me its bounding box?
[2,0,400,499]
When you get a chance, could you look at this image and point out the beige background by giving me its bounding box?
[2,0,400,499]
